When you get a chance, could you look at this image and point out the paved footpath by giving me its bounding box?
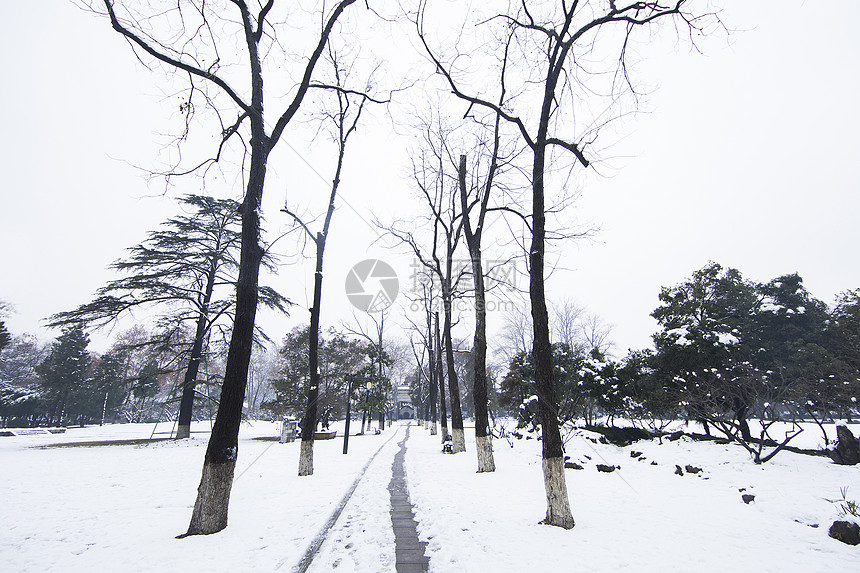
[388,426,430,573]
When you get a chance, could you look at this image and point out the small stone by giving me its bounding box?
[685,465,703,474]
[630,451,643,458]
[829,520,860,545]
[742,494,756,504]
[651,461,658,466]
[565,461,584,470]
[596,464,616,473]
[674,465,684,476]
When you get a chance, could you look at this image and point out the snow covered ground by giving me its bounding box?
[1,419,858,571]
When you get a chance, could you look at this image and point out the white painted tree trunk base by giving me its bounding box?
[476,435,495,472]
[298,439,314,476]
[430,421,437,436]
[452,428,466,453]
[541,457,575,529]
[175,424,191,440]
[184,459,236,536]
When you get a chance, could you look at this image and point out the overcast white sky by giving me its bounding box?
[1,1,858,359]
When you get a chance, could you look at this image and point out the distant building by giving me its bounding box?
[395,385,415,419]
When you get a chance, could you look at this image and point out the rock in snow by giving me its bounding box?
[829,521,860,546]
[828,425,860,466]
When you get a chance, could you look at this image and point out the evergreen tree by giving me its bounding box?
[263,327,376,425]
[651,264,831,461]
[37,326,91,426]
[89,351,129,425]
[500,342,587,428]
[0,334,47,427]
[822,289,860,418]
[651,262,759,441]
[264,327,313,420]
[754,273,831,420]
[48,195,288,438]
[0,322,10,352]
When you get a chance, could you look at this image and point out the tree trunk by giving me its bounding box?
[176,263,217,439]
[738,412,752,443]
[428,308,438,435]
[459,154,495,472]
[299,233,326,477]
[435,313,449,442]
[429,355,438,436]
[442,291,466,453]
[184,134,267,535]
[531,121,574,527]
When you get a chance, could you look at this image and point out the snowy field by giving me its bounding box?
[1,419,859,571]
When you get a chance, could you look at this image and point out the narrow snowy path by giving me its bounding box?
[388,426,430,572]
[303,422,431,573]
[289,425,401,572]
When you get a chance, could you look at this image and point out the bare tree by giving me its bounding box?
[459,145,502,471]
[246,344,277,419]
[387,119,470,453]
[435,311,449,442]
[550,298,586,352]
[417,0,715,529]
[498,299,534,362]
[282,45,378,477]
[93,0,365,535]
[578,311,614,355]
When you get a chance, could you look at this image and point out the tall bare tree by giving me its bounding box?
[418,0,715,529]
[457,116,510,471]
[434,311,449,442]
[94,0,363,535]
[282,45,378,477]
[406,284,440,434]
[388,120,470,452]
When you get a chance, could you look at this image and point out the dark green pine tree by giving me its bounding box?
[821,289,860,419]
[0,321,10,352]
[651,262,760,441]
[754,273,831,411]
[37,325,91,426]
[263,326,313,420]
[47,195,289,438]
[89,351,130,425]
